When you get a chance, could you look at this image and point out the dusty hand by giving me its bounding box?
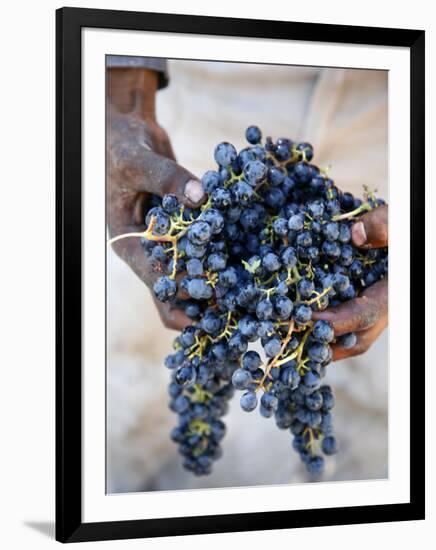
[106,68,206,330]
[313,204,388,360]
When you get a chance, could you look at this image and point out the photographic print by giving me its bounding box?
[106,58,389,493]
[56,7,424,542]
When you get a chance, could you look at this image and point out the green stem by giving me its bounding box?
[303,286,333,306]
[332,202,372,221]
[107,231,146,245]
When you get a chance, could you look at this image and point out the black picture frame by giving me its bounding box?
[56,6,425,543]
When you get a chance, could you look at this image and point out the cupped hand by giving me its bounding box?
[313,204,388,360]
[107,68,206,330]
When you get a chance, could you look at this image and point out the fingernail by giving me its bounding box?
[352,221,367,246]
[184,179,205,205]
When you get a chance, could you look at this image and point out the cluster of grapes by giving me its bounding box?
[109,126,388,478]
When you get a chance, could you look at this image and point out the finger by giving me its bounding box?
[148,122,177,161]
[330,313,387,361]
[138,150,205,208]
[312,278,388,337]
[153,297,192,331]
[108,117,205,208]
[351,204,388,248]
[160,139,176,162]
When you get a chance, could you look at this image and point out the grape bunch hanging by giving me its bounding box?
[109,126,388,478]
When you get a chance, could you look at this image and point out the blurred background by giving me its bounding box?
[106,60,388,493]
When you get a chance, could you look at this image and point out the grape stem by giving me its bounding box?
[296,327,312,363]
[107,215,190,279]
[190,384,213,404]
[303,285,333,306]
[303,426,316,454]
[212,311,236,342]
[107,216,177,245]
[331,201,372,221]
[257,321,295,390]
[274,323,313,368]
[106,231,147,244]
[189,418,211,436]
[188,334,210,360]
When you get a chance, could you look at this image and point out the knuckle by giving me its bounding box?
[108,126,152,177]
[162,317,173,329]
[353,296,380,330]
[149,122,170,147]
[158,307,177,330]
[379,226,388,242]
[352,296,367,315]
[372,226,388,246]
[353,339,371,357]
[110,141,146,177]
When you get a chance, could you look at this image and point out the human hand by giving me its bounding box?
[106,68,206,330]
[313,204,388,360]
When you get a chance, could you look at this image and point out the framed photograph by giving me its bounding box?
[56,7,425,543]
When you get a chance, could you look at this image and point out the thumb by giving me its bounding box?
[351,204,388,248]
[117,147,206,209]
